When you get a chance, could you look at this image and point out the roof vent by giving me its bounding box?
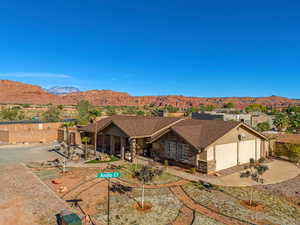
[238,134,246,140]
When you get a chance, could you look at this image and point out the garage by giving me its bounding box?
[215,143,238,171]
[239,140,256,164]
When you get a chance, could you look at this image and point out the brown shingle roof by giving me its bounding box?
[171,119,240,149]
[79,115,185,137]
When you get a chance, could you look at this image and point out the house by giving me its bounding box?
[192,112,275,129]
[79,115,268,173]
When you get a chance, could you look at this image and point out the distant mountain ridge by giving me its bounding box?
[46,86,80,95]
[0,80,299,109]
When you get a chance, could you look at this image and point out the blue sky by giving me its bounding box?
[0,0,299,98]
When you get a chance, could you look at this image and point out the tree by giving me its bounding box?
[134,166,162,208]
[275,143,300,162]
[89,109,102,156]
[245,104,267,113]
[81,136,91,160]
[240,158,268,206]
[184,107,198,116]
[164,105,179,113]
[60,121,77,158]
[151,108,162,116]
[205,105,215,112]
[41,106,61,122]
[288,113,300,134]
[0,107,25,121]
[136,110,145,116]
[256,122,271,132]
[223,102,234,109]
[273,113,289,131]
[76,100,95,125]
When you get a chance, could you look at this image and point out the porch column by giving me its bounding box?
[237,127,240,165]
[130,138,137,162]
[110,135,115,155]
[120,137,126,160]
[101,134,106,152]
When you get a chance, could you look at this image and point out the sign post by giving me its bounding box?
[96,172,121,225]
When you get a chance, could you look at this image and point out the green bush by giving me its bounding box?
[275,143,300,162]
[164,160,169,167]
[190,167,197,174]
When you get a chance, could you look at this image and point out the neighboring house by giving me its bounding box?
[79,115,268,174]
[192,112,274,129]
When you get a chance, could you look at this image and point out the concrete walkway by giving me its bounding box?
[163,160,300,187]
[211,160,300,187]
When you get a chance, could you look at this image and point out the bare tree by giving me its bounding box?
[240,158,268,206]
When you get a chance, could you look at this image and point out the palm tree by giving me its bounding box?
[273,113,289,131]
[81,136,91,160]
[88,109,102,156]
[60,121,77,158]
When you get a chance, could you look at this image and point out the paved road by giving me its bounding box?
[0,144,62,165]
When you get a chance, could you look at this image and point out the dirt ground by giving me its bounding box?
[0,164,72,225]
[35,167,109,216]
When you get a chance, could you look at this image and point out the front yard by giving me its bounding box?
[26,161,300,225]
[94,188,182,225]
[183,182,300,225]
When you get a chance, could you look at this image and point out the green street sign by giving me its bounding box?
[97,172,121,179]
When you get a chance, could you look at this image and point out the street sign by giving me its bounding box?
[96,172,121,179]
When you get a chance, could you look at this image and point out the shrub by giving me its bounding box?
[190,167,196,174]
[275,143,300,162]
[164,160,169,167]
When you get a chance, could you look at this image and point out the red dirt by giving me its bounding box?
[240,200,265,212]
[133,202,153,212]
[1,80,300,109]
[45,167,108,216]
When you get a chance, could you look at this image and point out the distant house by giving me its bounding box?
[192,112,274,129]
[79,115,268,174]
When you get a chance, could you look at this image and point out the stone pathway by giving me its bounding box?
[170,186,247,225]
[116,177,189,189]
[171,206,194,225]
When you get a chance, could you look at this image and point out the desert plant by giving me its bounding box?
[134,166,160,208]
[240,158,269,206]
[164,160,169,167]
[190,167,197,174]
[42,106,61,122]
[81,136,91,159]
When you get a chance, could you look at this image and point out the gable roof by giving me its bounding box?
[79,115,185,137]
[170,119,240,149]
[80,116,267,150]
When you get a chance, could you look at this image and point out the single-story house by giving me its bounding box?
[79,115,268,173]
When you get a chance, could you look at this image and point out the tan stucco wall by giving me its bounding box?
[212,125,257,146]
[0,122,62,144]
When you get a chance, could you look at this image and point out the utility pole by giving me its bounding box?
[107,178,110,225]
[94,121,98,156]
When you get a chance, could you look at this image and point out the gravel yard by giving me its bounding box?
[94,187,182,225]
[183,183,300,225]
[192,212,226,225]
[256,174,300,205]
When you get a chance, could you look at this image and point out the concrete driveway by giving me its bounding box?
[212,160,300,187]
[0,144,62,165]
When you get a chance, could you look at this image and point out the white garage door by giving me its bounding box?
[256,139,261,159]
[239,140,256,164]
[215,143,238,171]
